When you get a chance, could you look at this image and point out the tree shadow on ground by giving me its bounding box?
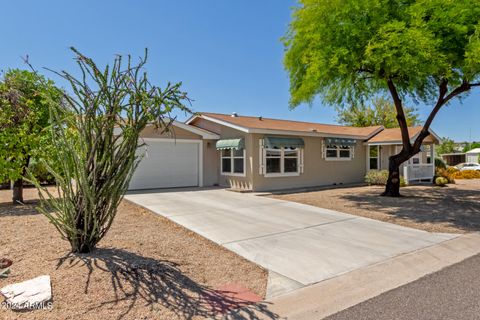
[57,248,278,320]
[338,186,480,232]
[0,201,41,217]
[0,198,57,217]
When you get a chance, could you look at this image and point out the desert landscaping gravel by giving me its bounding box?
[0,188,269,320]
[271,180,480,234]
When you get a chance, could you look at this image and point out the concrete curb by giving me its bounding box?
[263,233,480,320]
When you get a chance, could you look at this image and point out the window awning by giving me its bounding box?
[325,137,356,146]
[216,138,245,150]
[264,136,305,149]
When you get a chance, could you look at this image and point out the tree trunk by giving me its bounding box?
[12,157,31,205]
[382,157,402,197]
[12,178,24,204]
[70,240,94,254]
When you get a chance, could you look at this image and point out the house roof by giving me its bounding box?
[187,112,383,139]
[366,126,441,144]
[466,148,480,154]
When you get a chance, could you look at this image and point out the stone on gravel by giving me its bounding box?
[0,275,51,309]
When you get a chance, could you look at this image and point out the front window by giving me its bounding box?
[410,153,421,165]
[369,145,379,169]
[325,144,353,160]
[265,147,299,175]
[425,145,432,164]
[221,148,245,175]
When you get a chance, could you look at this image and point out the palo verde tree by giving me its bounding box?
[284,0,480,196]
[336,97,420,128]
[34,48,190,253]
[0,70,61,204]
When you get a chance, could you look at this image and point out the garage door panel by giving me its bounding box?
[129,140,199,190]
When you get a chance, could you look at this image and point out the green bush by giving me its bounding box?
[435,176,448,186]
[435,157,447,170]
[365,170,406,187]
[29,159,55,185]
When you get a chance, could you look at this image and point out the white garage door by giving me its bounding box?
[129,139,200,190]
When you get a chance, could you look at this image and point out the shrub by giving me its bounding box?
[435,177,448,186]
[435,167,456,184]
[29,159,55,185]
[451,170,480,179]
[446,166,459,174]
[434,157,447,170]
[365,170,406,187]
[32,48,190,253]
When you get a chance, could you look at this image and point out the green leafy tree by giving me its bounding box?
[463,141,480,153]
[33,48,190,253]
[336,97,420,128]
[284,0,480,196]
[0,70,62,204]
[436,137,456,155]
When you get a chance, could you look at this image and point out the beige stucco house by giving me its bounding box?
[129,112,440,191]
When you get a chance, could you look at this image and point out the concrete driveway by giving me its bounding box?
[125,188,457,297]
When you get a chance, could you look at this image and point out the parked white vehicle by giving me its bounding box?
[455,162,480,171]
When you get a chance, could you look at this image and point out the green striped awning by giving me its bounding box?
[264,136,305,149]
[216,138,245,150]
[325,137,356,146]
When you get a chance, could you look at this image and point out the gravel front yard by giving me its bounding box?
[0,188,270,320]
[271,180,480,234]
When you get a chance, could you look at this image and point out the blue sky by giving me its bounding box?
[2,0,479,141]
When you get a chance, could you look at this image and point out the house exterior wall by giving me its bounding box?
[192,118,252,189]
[202,139,220,187]
[379,145,395,170]
[249,134,366,192]
[466,152,479,163]
[193,118,368,191]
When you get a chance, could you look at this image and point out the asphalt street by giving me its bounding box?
[326,253,480,320]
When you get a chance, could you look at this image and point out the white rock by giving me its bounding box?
[0,275,51,310]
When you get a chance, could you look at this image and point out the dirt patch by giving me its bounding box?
[0,188,272,320]
[271,180,480,234]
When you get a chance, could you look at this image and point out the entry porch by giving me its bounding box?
[366,143,436,183]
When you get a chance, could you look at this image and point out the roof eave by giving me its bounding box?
[172,120,220,139]
[248,128,372,139]
[192,114,380,139]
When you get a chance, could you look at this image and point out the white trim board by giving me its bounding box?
[172,120,220,139]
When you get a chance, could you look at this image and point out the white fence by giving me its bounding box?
[403,164,434,182]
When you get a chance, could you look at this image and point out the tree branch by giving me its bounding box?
[413,79,471,152]
[386,78,411,152]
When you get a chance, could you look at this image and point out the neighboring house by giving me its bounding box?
[440,147,480,166]
[441,153,466,166]
[129,112,440,192]
[466,148,480,163]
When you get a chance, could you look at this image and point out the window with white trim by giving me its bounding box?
[369,145,379,169]
[425,145,432,164]
[221,148,245,175]
[324,144,354,160]
[259,138,305,176]
[264,147,300,175]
